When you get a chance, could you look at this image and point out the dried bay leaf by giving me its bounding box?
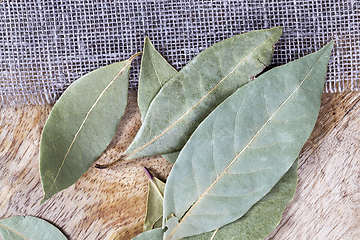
[0,216,67,240]
[163,42,333,239]
[40,56,138,203]
[124,27,283,160]
[184,159,298,240]
[132,159,298,240]
[143,168,166,231]
[132,228,164,240]
[137,37,179,164]
[138,36,178,121]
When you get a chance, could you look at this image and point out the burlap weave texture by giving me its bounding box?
[1,1,359,105]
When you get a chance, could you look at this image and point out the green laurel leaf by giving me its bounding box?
[39,55,137,203]
[163,42,333,239]
[0,216,67,240]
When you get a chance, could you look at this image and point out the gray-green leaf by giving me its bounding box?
[40,57,136,203]
[132,228,164,240]
[138,36,178,121]
[0,216,67,240]
[125,27,283,160]
[163,42,333,239]
[144,174,166,231]
[184,159,298,240]
[137,37,179,164]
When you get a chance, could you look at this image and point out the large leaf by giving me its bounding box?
[163,42,333,239]
[138,36,178,121]
[0,216,67,240]
[144,168,166,231]
[124,27,283,160]
[184,159,298,240]
[40,56,138,203]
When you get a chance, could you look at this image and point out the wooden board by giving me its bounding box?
[1,90,360,239]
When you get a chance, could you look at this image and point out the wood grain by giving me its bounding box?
[267,90,360,239]
[1,90,360,239]
[0,91,173,240]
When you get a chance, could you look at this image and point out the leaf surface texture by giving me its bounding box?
[125,27,283,159]
[40,61,131,202]
[184,159,298,240]
[163,42,333,239]
[0,216,67,240]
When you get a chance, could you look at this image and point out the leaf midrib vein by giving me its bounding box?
[0,223,30,240]
[48,57,136,193]
[209,229,218,240]
[167,48,326,239]
[150,52,163,87]
[127,32,279,159]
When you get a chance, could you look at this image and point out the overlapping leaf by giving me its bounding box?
[136,37,179,164]
[124,27,283,160]
[163,42,333,239]
[40,57,136,203]
[132,159,298,240]
[140,62,297,236]
[138,36,178,121]
[0,216,67,240]
[144,170,166,231]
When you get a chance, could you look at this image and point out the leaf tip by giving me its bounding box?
[326,39,335,50]
[144,36,153,48]
[39,196,49,206]
[273,25,283,32]
[271,26,283,42]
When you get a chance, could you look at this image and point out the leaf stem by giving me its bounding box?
[128,51,143,62]
[95,155,125,169]
[143,167,154,181]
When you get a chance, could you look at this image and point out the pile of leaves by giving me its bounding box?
[0,27,333,240]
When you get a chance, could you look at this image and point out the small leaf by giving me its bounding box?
[0,216,67,240]
[144,168,166,231]
[125,27,283,160]
[132,228,164,240]
[40,55,139,203]
[137,37,179,164]
[163,42,333,239]
[138,37,177,121]
[184,159,298,240]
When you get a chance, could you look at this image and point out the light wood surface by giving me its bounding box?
[1,90,360,239]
